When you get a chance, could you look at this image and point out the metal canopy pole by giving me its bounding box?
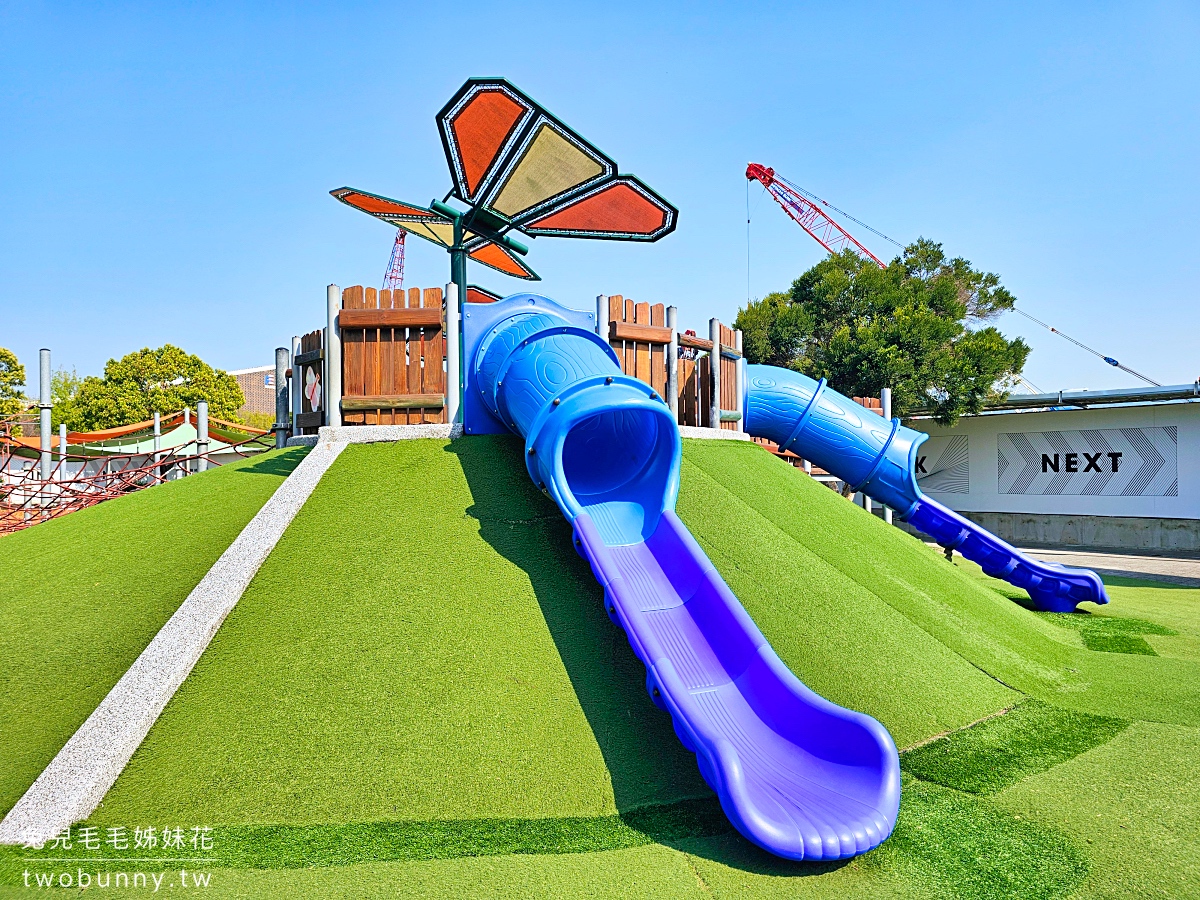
[444,282,462,425]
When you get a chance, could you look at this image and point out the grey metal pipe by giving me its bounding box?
[667,306,679,421]
[274,346,289,449]
[58,424,67,461]
[445,282,462,425]
[910,381,1200,415]
[709,318,721,429]
[290,335,302,429]
[326,284,342,427]
[38,349,51,480]
[595,294,607,337]
[881,387,893,524]
[196,401,209,472]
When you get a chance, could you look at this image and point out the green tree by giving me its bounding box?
[70,345,244,430]
[734,239,1030,424]
[0,348,28,417]
[50,367,83,430]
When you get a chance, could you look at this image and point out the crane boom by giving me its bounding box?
[746,163,886,267]
[382,228,406,292]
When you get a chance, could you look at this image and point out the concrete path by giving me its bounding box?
[1017,547,1200,588]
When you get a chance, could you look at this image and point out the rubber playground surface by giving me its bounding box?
[1,438,1197,897]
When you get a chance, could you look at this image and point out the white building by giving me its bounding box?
[911,388,1200,552]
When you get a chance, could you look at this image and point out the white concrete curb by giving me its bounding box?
[678,426,751,442]
[318,423,464,443]
[0,440,348,848]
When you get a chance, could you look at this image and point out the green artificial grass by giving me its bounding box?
[93,437,709,828]
[901,700,1129,794]
[996,721,1200,898]
[957,556,1200,665]
[0,447,308,818]
[674,449,1019,749]
[0,799,730,874]
[1037,612,1175,656]
[683,441,1200,727]
[6,436,1199,898]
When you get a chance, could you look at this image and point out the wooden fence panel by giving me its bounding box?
[606,294,671,402]
[650,304,666,399]
[295,328,324,433]
[339,285,447,425]
[719,322,738,431]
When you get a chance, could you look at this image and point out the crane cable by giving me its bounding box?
[1009,307,1160,387]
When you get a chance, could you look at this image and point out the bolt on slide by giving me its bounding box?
[464,294,901,861]
[742,366,1107,613]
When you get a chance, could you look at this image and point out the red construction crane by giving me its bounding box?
[746,163,886,267]
[382,228,406,291]
[746,162,1161,387]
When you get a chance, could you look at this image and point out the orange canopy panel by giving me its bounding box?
[468,242,538,280]
[330,188,437,219]
[447,86,531,198]
[466,285,502,304]
[524,178,674,240]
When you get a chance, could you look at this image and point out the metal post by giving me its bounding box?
[595,295,607,337]
[153,411,162,470]
[881,387,894,524]
[326,284,342,427]
[58,424,67,461]
[196,401,209,473]
[290,335,302,431]
[734,329,745,433]
[709,318,721,429]
[38,349,52,480]
[667,306,679,421]
[445,282,462,425]
[274,346,289,449]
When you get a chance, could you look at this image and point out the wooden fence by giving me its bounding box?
[603,295,742,430]
[338,285,446,425]
[292,286,881,443]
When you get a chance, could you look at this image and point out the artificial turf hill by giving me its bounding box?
[2,437,1198,898]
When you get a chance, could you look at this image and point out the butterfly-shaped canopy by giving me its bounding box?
[437,78,677,241]
[331,77,676,286]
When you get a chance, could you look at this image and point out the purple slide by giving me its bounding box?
[464,294,901,861]
[573,511,900,860]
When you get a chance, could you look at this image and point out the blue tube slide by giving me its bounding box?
[463,294,900,861]
[742,365,1108,613]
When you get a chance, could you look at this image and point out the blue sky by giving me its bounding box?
[2,2,1197,393]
